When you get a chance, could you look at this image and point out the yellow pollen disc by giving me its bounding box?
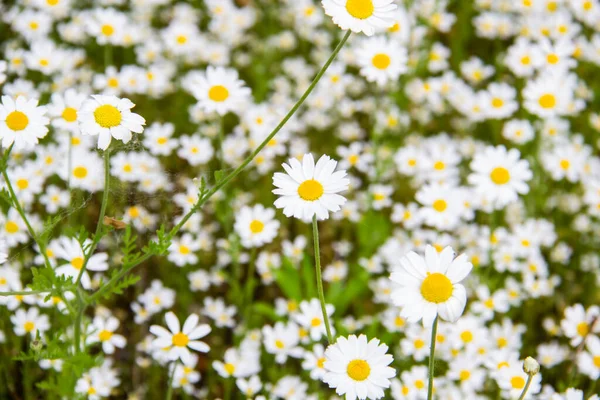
[179,245,190,255]
[547,54,559,64]
[432,199,447,212]
[208,85,229,102]
[71,137,81,146]
[492,98,504,108]
[539,93,556,109]
[47,0,59,5]
[128,207,140,218]
[511,376,525,389]
[249,220,264,234]
[498,361,509,369]
[593,356,600,367]
[434,161,445,170]
[6,221,19,233]
[16,179,29,190]
[310,317,321,327]
[71,257,84,270]
[297,179,324,201]
[484,298,494,308]
[348,154,359,165]
[345,0,374,19]
[461,331,473,343]
[317,357,325,368]
[415,380,425,389]
[389,23,400,32]
[224,363,236,374]
[346,359,370,381]
[101,24,114,36]
[157,137,167,144]
[62,107,77,122]
[30,22,39,30]
[372,53,391,70]
[73,166,88,179]
[395,316,405,327]
[408,159,417,167]
[6,111,29,131]
[172,332,189,347]
[584,1,592,11]
[176,35,187,44]
[490,167,510,185]
[99,330,113,341]
[24,321,35,332]
[421,273,453,303]
[577,322,589,336]
[275,339,285,349]
[123,164,132,173]
[94,104,122,128]
[108,78,119,88]
[374,193,385,201]
[39,59,49,67]
[459,370,471,381]
[497,337,508,347]
[414,339,425,349]
[521,56,530,65]
[559,159,570,170]
[0,278,6,284]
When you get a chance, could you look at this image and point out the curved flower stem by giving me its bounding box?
[517,374,533,400]
[87,31,352,306]
[75,149,111,287]
[427,316,439,400]
[166,30,352,242]
[1,145,52,269]
[312,215,333,344]
[165,362,177,400]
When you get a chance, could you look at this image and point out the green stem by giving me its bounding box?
[1,146,52,268]
[427,316,438,400]
[104,45,112,69]
[75,149,111,287]
[165,362,177,400]
[73,290,85,353]
[87,31,351,305]
[517,374,533,400]
[312,215,333,344]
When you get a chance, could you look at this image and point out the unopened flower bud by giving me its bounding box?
[523,356,540,375]
[30,339,43,353]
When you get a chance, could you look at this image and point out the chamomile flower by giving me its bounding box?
[189,66,251,116]
[86,315,126,355]
[355,36,408,86]
[79,95,145,150]
[321,0,398,36]
[234,204,280,248]
[149,312,211,364]
[272,153,350,221]
[11,307,50,338]
[0,95,49,149]
[54,237,109,290]
[390,245,473,327]
[322,334,396,400]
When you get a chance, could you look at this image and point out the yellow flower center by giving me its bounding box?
[317,357,326,368]
[94,104,122,128]
[434,161,445,170]
[414,339,425,349]
[208,85,229,102]
[275,339,285,349]
[16,179,29,190]
[345,0,374,19]
[510,376,525,389]
[24,321,35,332]
[539,93,556,109]
[176,35,187,44]
[415,379,425,389]
[62,107,78,122]
[492,98,504,108]
[5,221,19,233]
[297,179,324,201]
[490,167,510,185]
[172,332,189,347]
[6,111,29,131]
[71,257,84,270]
[224,363,236,374]
[101,24,114,36]
[47,0,59,5]
[577,322,589,336]
[108,78,119,88]
[559,159,570,170]
[459,370,471,381]
[348,154,359,165]
[99,330,113,341]
[497,337,508,348]
[39,59,49,67]
[584,1,592,11]
[346,359,370,381]
[547,54,559,64]
[30,22,39,30]
[179,245,190,255]
[372,53,391,70]
[593,356,600,367]
[249,220,264,234]
[310,317,321,327]
[421,273,453,303]
[432,199,447,212]
[73,166,88,179]
[461,330,473,343]
[157,137,167,144]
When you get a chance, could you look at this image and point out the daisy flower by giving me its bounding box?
[11,307,50,338]
[322,334,396,400]
[468,145,533,209]
[189,66,251,116]
[78,95,145,150]
[86,316,126,355]
[0,95,49,149]
[272,153,350,221]
[234,204,280,248]
[321,0,397,36]
[149,311,211,364]
[390,245,473,327]
[355,36,408,86]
